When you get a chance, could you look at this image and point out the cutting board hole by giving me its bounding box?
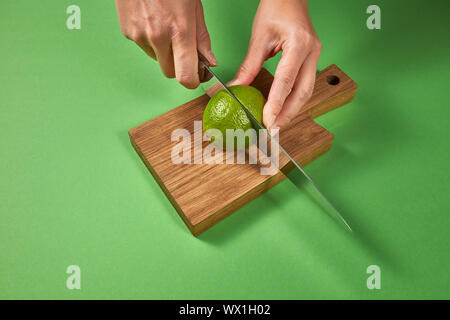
[327,75,340,85]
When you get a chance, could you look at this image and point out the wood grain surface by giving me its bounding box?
[129,64,357,236]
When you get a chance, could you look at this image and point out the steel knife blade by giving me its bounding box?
[199,58,352,232]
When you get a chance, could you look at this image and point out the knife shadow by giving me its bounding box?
[200,88,406,275]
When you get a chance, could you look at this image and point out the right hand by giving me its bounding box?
[115,0,217,89]
[229,0,321,130]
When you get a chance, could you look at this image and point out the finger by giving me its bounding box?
[154,44,175,79]
[147,31,175,79]
[273,51,319,128]
[263,44,309,129]
[171,21,200,89]
[136,41,157,60]
[196,0,217,66]
[228,35,269,86]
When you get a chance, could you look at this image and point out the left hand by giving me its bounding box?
[229,0,321,130]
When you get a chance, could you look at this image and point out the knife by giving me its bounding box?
[198,58,353,232]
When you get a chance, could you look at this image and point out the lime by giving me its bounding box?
[203,85,265,149]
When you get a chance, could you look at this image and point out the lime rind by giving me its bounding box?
[203,85,265,150]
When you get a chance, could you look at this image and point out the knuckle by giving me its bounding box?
[315,39,322,52]
[293,30,313,47]
[235,61,259,81]
[175,48,190,61]
[269,100,283,114]
[298,85,314,101]
[303,33,314,47]
[273,104,283,115]
[172,23,189,39]
[177,73,198,89]
[278,74,295,90]
[238,63,251,76]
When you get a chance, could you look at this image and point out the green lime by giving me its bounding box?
[203,85,265,149]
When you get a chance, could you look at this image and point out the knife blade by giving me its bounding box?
[199,58,352,232]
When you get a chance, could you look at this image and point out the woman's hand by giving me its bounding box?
[230,0,321,130]
[115,0,217,89]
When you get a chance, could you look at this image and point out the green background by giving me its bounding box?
[1,0,449,299]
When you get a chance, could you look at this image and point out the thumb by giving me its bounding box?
[228,39,267,86]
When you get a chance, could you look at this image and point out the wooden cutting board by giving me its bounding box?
[129,65,357,236]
